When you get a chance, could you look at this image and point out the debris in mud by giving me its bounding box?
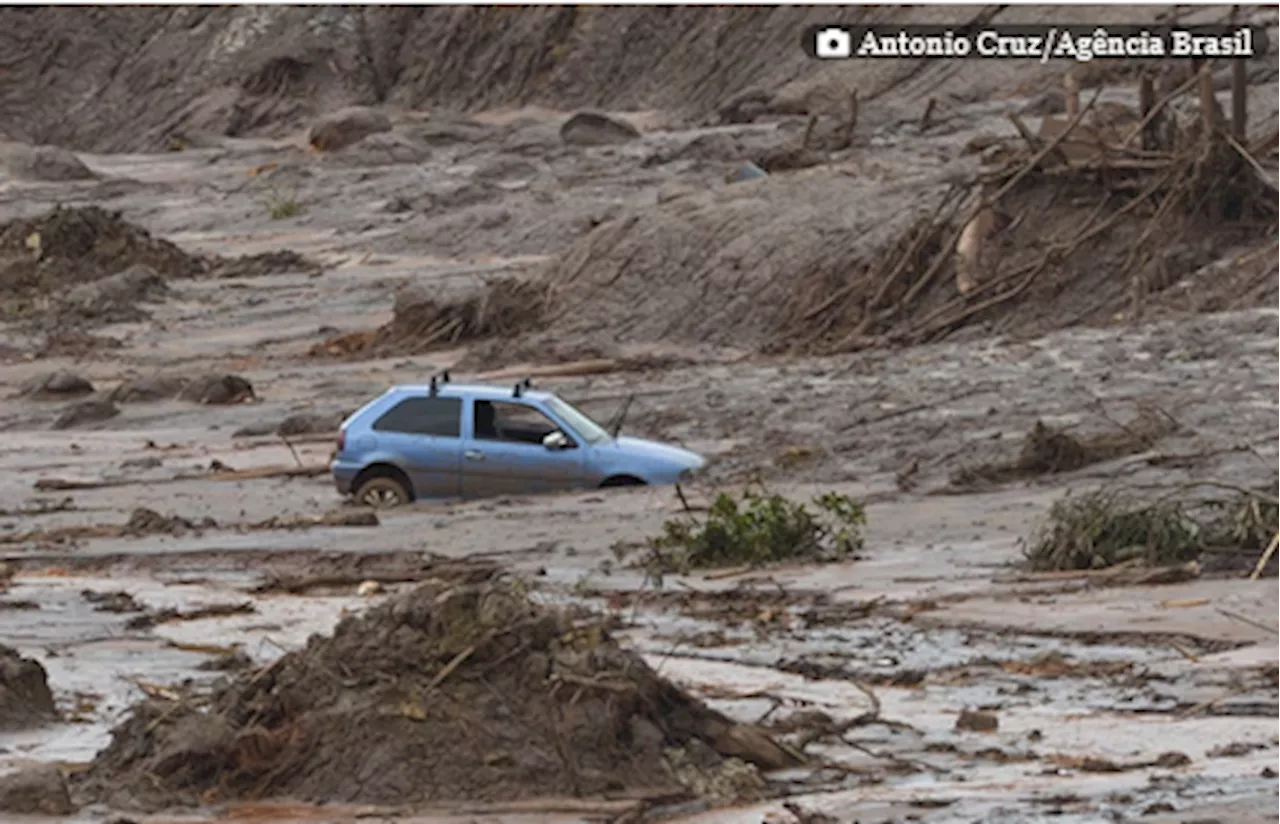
[0,644,57,730]
[954,709,999,733]
[560,110,640,146]
[18,369,95,399]
[275,410,348,437]
[126,601,255,631]
[52,398,119,430]
[210,249,323,279]
[124,507,217,536]
[949,408,1179,490]
[197,650,253,672]
[36,327,123,358]
[643,489,865,575]
[244,509,379,530]
[78,576,800,810]
[312,277,547,358]
[57,263,170,323]
[0,763,74,816]
[1,142,97,182]
[1046,751,1192,774]
[1206,741,1268,758]
[308,106,393,151]
[81,589,144,614]
[110,373,255,405]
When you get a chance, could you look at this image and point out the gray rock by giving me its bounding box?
[19,370,95,399]
[560,111,640,146]
[0,764,74,815]
[52,399,120,430]
[179,373,256,405]
[308,107,393,152]
[0,645,56,730]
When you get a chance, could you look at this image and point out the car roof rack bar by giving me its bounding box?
[439,370,451,383]
[429,376,438,396]
[512,381,522,398]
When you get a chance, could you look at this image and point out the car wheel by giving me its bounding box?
[354,476,411,508]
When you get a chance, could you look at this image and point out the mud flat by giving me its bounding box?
[0,5,1278,822]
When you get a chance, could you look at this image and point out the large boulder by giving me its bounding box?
[559,111,640,146]
[0,645,56,730]
[308,107,393,152]
[52,399,120,430]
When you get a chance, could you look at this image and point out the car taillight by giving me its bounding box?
[336,430,346,452]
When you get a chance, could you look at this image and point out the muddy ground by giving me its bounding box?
[1,5,1279,824]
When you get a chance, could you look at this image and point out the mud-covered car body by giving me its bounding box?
[331,379,705,506]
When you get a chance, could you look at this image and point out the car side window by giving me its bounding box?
[371,396,461,437]
[474,400,572,446]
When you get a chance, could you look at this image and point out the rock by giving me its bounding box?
[954,709,998,733]
[357,580,383,597]
[277,410,346,437]
[559,111,640,146]
[179,373,256,405]
[0,645,57,730]
[59,264,169,322]
[0,764,73,815]
[327,132,430,166]
[19,370,95,399]
[409,117,496,146]
[2,143,97,182]
[726,161,767,184]
[308,107,393,152]
[110,375,188,403]
[52,399,120,430]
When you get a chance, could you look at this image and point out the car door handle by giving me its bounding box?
[464,450,485,461]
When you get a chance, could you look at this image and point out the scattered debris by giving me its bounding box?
[125,601,255,631]
[57,263,169,323]
[109,373,255,405]
[124,507,217,536]
[1,142,97,182]
[949,408,1178,490]
[0,644,57,729]
[644,489,865,574]
[81,590,144,614]
[197,650,254,672]
[210,249,323,279]
[356,579,384,597]
[954,709,999,733]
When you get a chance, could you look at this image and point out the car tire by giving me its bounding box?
[354,475,411,508]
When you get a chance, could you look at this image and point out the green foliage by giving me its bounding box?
[645,488,866,575]
[1025,491,1201,571]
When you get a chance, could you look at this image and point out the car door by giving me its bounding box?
[369,395,463,497]
[460,399,586,497]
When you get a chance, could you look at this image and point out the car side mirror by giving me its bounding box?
[542,431,570,450]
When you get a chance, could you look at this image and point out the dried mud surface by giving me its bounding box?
[0,4,1277,823]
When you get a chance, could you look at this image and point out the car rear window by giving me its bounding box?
[371,396,461,437]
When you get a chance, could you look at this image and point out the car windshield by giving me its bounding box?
[545,395,612,445]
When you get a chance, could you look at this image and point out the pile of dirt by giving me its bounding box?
[312,277,547,358]
[948,409,1180,491]
[111,373,256,405]
[0,644,57,730]
[76,575,799,811]
[0,206,209,299]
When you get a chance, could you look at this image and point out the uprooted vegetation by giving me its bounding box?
[949,406,1180,490]
[533,71,1277,357]
[643,489,866,576]
[75,572,801,811]
[1024,481,1280,575]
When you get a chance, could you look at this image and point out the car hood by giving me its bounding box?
[609,435,705,468]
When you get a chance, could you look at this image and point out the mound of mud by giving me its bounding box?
[78,577,798,810]
[539,171,951,352]
[0,206,209,299]
[0,142,97,181]
[0,645,57,730]
[0,5,1199,153]
[314,277,547,358]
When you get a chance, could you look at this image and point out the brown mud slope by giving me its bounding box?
[0,5,1204,152]
[77,576,798,811]
[539,115,1278,354]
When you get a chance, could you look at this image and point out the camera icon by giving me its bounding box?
[814,26,852,59]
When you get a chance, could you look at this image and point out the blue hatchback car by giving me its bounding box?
[331,378,706,507]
